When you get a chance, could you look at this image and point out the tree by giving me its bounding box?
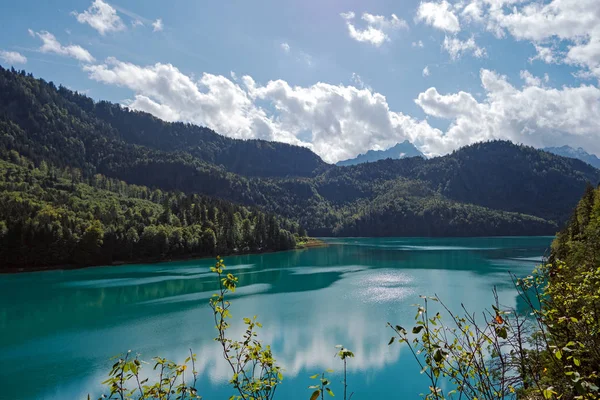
[200,228,217,255]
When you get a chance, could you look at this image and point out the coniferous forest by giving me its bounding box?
[1,65,600,269]
[0,155,300,269]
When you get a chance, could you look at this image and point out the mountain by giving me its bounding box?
[0,67,326,179]
[336,140,424,166]
[543,145,600,169]
[2,65,600,256]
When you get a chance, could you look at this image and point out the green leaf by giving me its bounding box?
[310,390,321,400]
[555,350,562,360]
[542,387,556,399]
[388,337,395,345]
[326,387,335,397]
[496,327,508,339]
[412,326,424,334]
[433,349,443,363]
[309,374,320,379]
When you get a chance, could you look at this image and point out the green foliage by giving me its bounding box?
[94,259,357,400]
[0,156,302,270]
[388,294,531,400]
[391,184,600,400]
[308,371,335,400]
[209,257,283,400]
[95,258,286,400]
[98,349,200,399]
[335,345,354,400]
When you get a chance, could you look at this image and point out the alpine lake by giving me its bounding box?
[0,236,553,399]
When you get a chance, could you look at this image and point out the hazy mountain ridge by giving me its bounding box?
[336,140,425,166]
[543,145,600,169]
[2,66,599,239]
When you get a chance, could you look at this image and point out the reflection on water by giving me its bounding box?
[0,236,552,400]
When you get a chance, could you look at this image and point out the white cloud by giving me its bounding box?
[416,69,600,155]
[412,40,425,48]
[152,18,164,32]
[82,57,600,162]
[350,72,370,90]
[529,43,559,64]
[461,0,600,78]
[422,66,430,76]
[0,50,27,65]
[461,1,484,23]
[131,19,144,28]
[442,35,486,59]
[520,70,541,86]
[341,11,408,47]
[84,57,444,162]
[281,42,291,53]
[33,31,95,63]
[73,0,125,35]
[340,11,356,20]
[416,1,461,33]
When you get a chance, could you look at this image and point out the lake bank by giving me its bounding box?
[0,237,328,274]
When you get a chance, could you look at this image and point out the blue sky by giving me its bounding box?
[1,0,600,163]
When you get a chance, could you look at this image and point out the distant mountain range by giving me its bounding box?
[336,140,424,166]
[543,146,600,169]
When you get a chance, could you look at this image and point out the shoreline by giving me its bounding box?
[0,238,328,275]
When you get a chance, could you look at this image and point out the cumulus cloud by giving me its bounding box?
[84,58,289,143]
[416,69,600,155]
[520,70,541,86]
[0,50,27,65]
[461,1,484,23]
[529,43,559,64]
[84,57,446,162]
[152,18,164,32]
[442,35,486,59]
[459,0,600,78]
[280,42,290,53]
[33,31,95,63]
[341,11,408,46]
[73,0,125,35]
[416,1,461,33]
[82,57,600,161]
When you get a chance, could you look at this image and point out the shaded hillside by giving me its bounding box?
[323,141,600,224]
[0,66,326,179]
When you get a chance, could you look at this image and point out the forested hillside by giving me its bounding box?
[0,67,325,179]
[1,65,598,243]
[0,152,300,270]
[325,141,600,223]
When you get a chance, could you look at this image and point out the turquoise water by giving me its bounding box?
[0,237,552,399]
